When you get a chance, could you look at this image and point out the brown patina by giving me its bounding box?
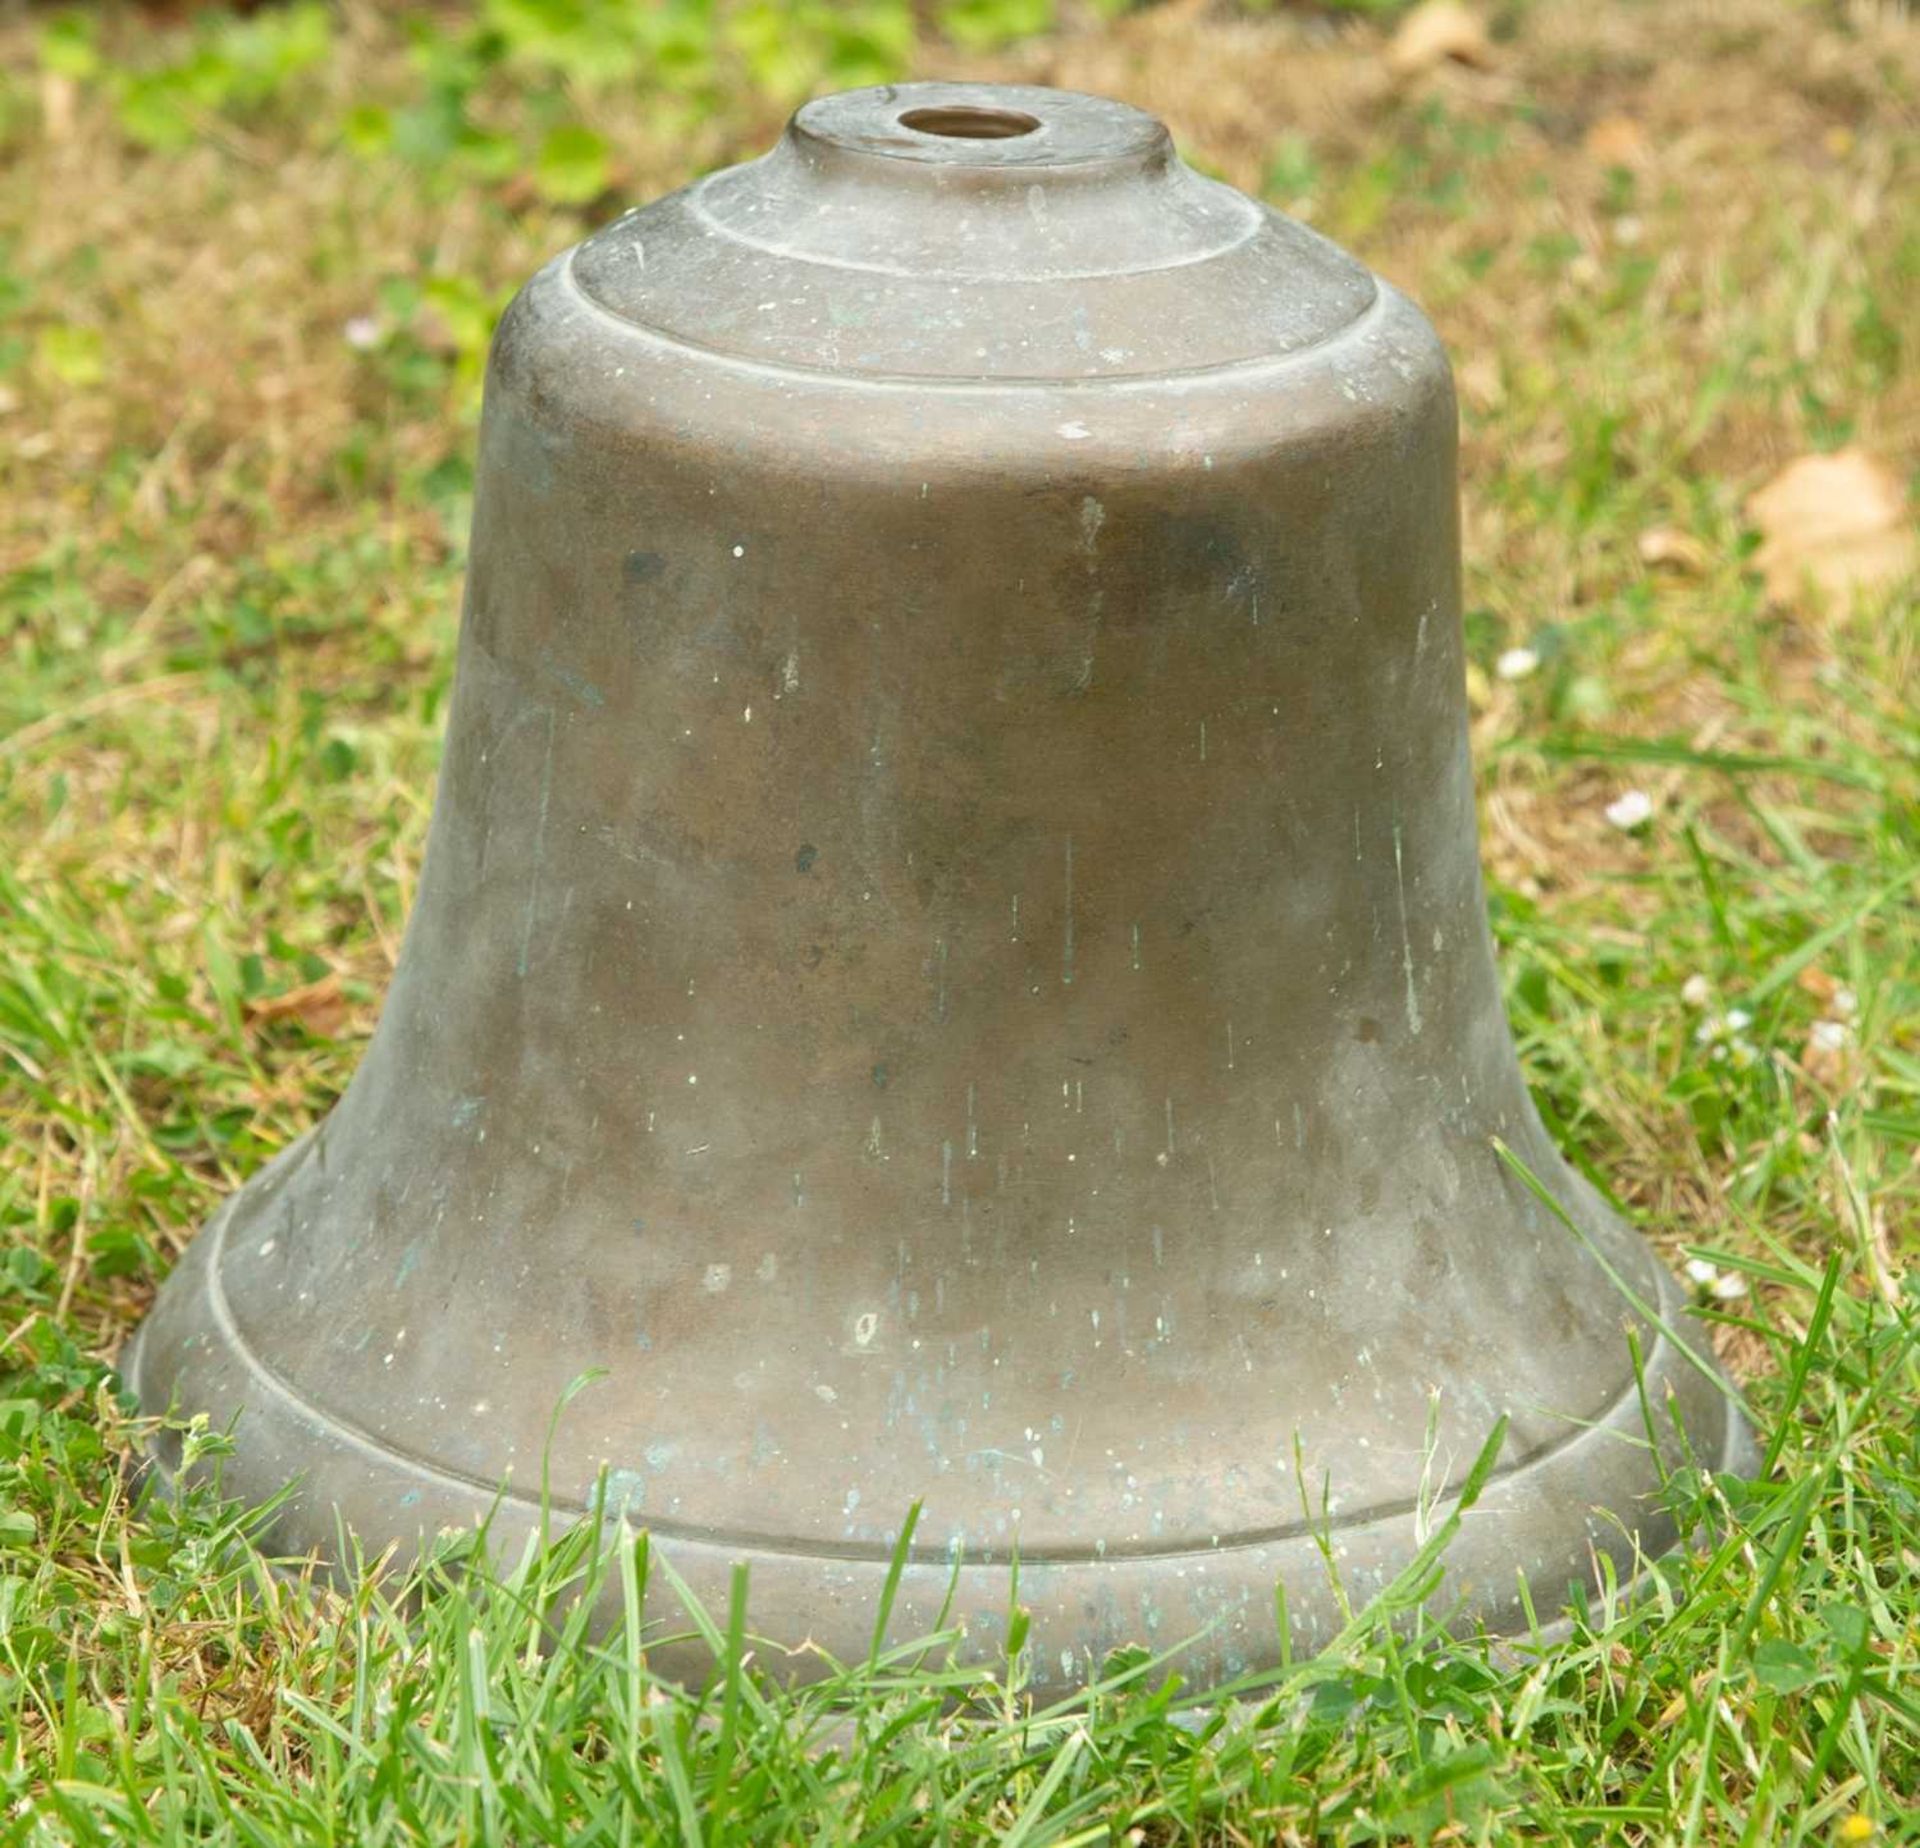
[129,82,1749,1692]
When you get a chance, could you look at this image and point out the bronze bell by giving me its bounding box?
[130,82,1748,1691]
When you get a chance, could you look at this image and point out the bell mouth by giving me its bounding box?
[896,104,1043,140]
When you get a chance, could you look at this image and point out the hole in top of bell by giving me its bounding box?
[898,105,1042,140]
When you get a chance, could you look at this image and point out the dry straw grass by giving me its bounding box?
[0,4,1914,1839]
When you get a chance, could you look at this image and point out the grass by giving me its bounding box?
[1,0,1916,1839]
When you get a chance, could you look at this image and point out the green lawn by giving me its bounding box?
[1,0,1915,1840]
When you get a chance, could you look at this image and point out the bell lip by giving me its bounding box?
[123,1199,1754,1689]
[129,1171,1748,1568]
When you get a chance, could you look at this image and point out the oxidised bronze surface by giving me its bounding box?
[129,82,1749,1692]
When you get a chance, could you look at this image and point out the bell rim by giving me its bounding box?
[125,1168,1753,1697]
[130,1167,1749,1570]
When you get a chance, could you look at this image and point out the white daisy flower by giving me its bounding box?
[1604,789,1654,831]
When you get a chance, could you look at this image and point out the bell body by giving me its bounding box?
[131,84,1745,1689]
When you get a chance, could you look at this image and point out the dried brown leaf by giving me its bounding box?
[1795,966,1840,1005]
[244,972,347,1037]
[1747,448,1915,612]
[1386,2,1495,79]
[1638,525,1710,574]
